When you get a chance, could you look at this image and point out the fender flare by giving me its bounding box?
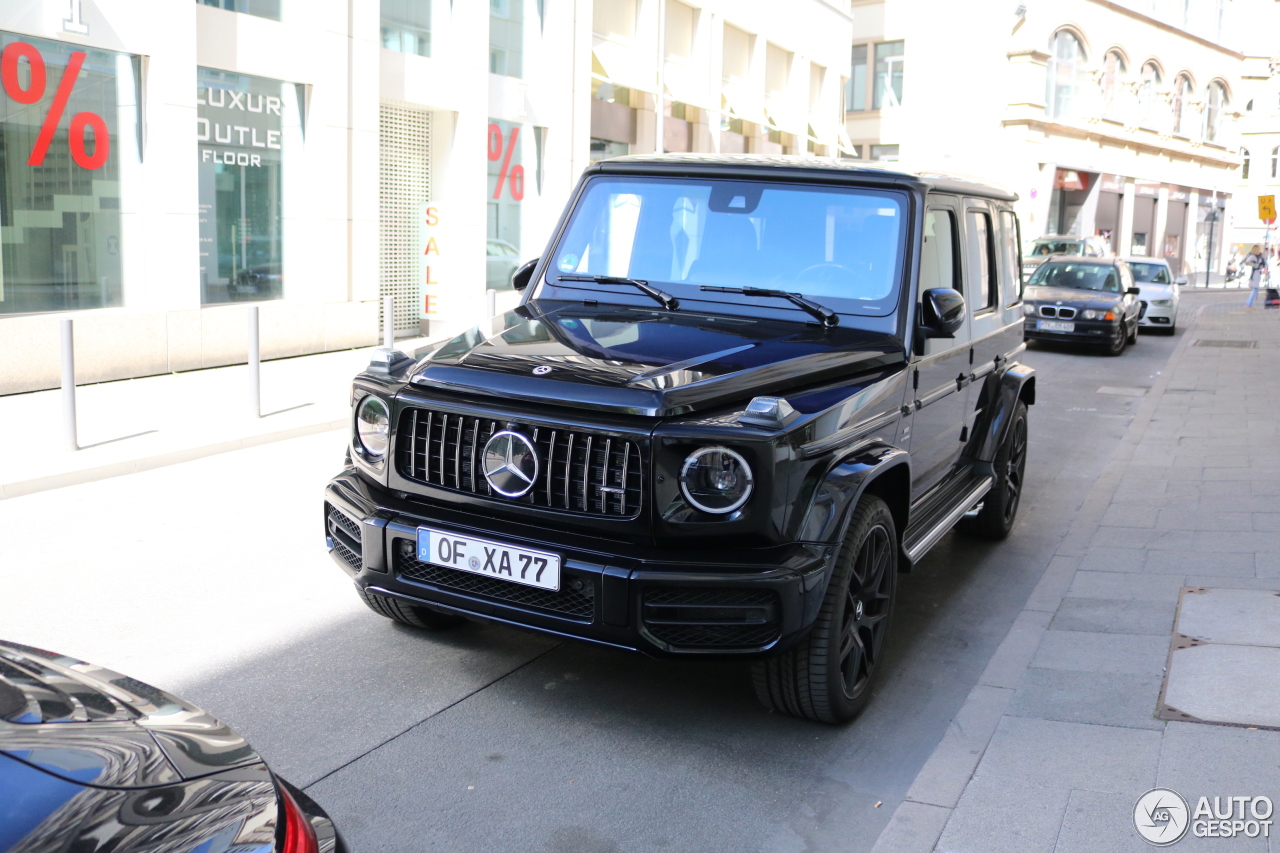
[973,364,1035,463]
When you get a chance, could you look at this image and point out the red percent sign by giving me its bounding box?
[487,123,524,201]
[1,42,109,169]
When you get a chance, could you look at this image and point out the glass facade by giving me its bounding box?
[197,0,282,21]
[0,32,137,315]
[489,0,524,78]
[196,67,302,304]
[847,44,867,112]
[873,41,903,109]
[487,119,524,274]
[382,0,431,57]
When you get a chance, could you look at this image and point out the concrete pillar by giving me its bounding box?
[1118,178,1137,256]
[1154,185,1170,262]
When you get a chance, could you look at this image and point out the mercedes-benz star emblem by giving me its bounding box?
[532,365,553,375]
[482,430,540,498]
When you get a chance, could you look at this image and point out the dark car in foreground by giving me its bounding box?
[0,640,343,853]
[326,154,1035,724]
[1023,256,1142,355]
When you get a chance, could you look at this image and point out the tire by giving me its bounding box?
[358,587,465,630]
[752,495,897,724]
[1104,321,1127,356]
[1127,320,1138,345]
[958,400,1028,540]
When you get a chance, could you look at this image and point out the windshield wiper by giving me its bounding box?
[555,274,679,310]
[700,286,840,328]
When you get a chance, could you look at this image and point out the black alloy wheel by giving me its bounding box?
[1105,321,1127,356]
[752,494,897,724]
[358,587,466,630]
[959,400,1029,539]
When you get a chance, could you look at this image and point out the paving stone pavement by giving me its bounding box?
[873,302,1280,853]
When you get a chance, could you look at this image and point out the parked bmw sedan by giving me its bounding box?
[0,640,344,853]
[1023,256,1143,355]
[1124,256,1182,333]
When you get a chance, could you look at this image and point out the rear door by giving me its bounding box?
[908,196,971,499]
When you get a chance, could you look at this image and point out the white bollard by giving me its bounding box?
[487,288,497,320]
[60,317,78,451]
[382,294,394,347]
[248,306,260,418]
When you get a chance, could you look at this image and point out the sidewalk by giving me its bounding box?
[874,300,1280,852]
[0,337,432,499]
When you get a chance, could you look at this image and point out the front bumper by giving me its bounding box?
[1023,317,1119,345]
[324,468,833,658]
[1138,304,1176,327]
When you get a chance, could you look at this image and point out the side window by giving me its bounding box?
[920,208,959,297]
[999,210,1022,305]
[965,209,997,312]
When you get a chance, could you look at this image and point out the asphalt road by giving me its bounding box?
[0,306,1208,853]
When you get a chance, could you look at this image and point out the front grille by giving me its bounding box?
[396,408,643,517]
[642,588,781,649]
[395,549,595,621]
[326,504,362,571]
[1039,305,1077,319]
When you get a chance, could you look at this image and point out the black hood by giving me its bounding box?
[410,301,904,416]
[1025,285,1124,307]
[0,641,259,790]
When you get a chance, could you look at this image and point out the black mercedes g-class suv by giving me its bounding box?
[325,155,1035,724]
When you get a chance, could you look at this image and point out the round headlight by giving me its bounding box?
[355,396,390,458]
[1082,309,1099,320]
[1023,303,1036,316]
[679,447,754,515]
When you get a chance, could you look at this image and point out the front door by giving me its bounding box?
[909,199,971,499]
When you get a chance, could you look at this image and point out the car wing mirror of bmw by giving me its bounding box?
[511,258,539,292]
[1127,287,1141,296]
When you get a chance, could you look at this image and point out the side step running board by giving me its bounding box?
[902,476,992,563]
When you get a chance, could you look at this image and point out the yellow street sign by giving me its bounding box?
[1260,195,1277,221]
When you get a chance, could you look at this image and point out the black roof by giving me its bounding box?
[588,153,1019,203]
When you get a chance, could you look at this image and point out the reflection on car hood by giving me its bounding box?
[0,640,259,790]
[1025,285,1123,307]
[410,301,905,416]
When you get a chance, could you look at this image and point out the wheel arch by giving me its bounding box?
[972,364,1035,462]
[797,444,911,558]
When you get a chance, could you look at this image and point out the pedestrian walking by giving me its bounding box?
[1244,244,1266,307]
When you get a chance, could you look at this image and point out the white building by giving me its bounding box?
[845,0,1265,279]
[0,0,854,395]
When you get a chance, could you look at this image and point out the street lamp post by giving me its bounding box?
[1204,208,1220,288]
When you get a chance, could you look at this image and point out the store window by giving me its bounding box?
[0,33,138,316]
[847,45,867,112]
[490,0,524,78]
[871,144,899,162]
[590,138,628,163]
[487,119,525,281]
[382,0,431,57]
[1046,30,1084,120]
[1242,148,1251,180]
[873,41,903,109]
[197,67,303,304]
[197,0,281,21]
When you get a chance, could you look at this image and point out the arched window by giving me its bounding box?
[1046,31,1085,120]
[1203,81,1227,141]
[1242,148,1251,180]
[1100,50,1126,119]
[1172,74,1193,135]
[1137,62,1162,128]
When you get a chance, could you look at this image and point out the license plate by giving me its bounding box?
[1037,320,1075,333]
[416,527,561,591]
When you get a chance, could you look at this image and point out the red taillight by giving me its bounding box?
[279,784,319,853]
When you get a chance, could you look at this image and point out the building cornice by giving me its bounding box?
[1084,0,1245,60]
[1003,115,1243,169]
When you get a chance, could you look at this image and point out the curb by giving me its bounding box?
[0,419,347,501]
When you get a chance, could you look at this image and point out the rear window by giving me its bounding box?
[1028,240,1083,257]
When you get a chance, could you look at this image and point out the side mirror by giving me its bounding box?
[1126,287,1141,296]
[1174,277,1188,285]
[916,288,965,349]
[511,258,539,292]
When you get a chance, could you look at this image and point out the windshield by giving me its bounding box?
[1028,240,1083,256]
[544,176,907,317]
[1126,262,1171,284]
[1028,262,1121,293]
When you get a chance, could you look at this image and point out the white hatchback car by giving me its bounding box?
[1123,257,1183,333]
